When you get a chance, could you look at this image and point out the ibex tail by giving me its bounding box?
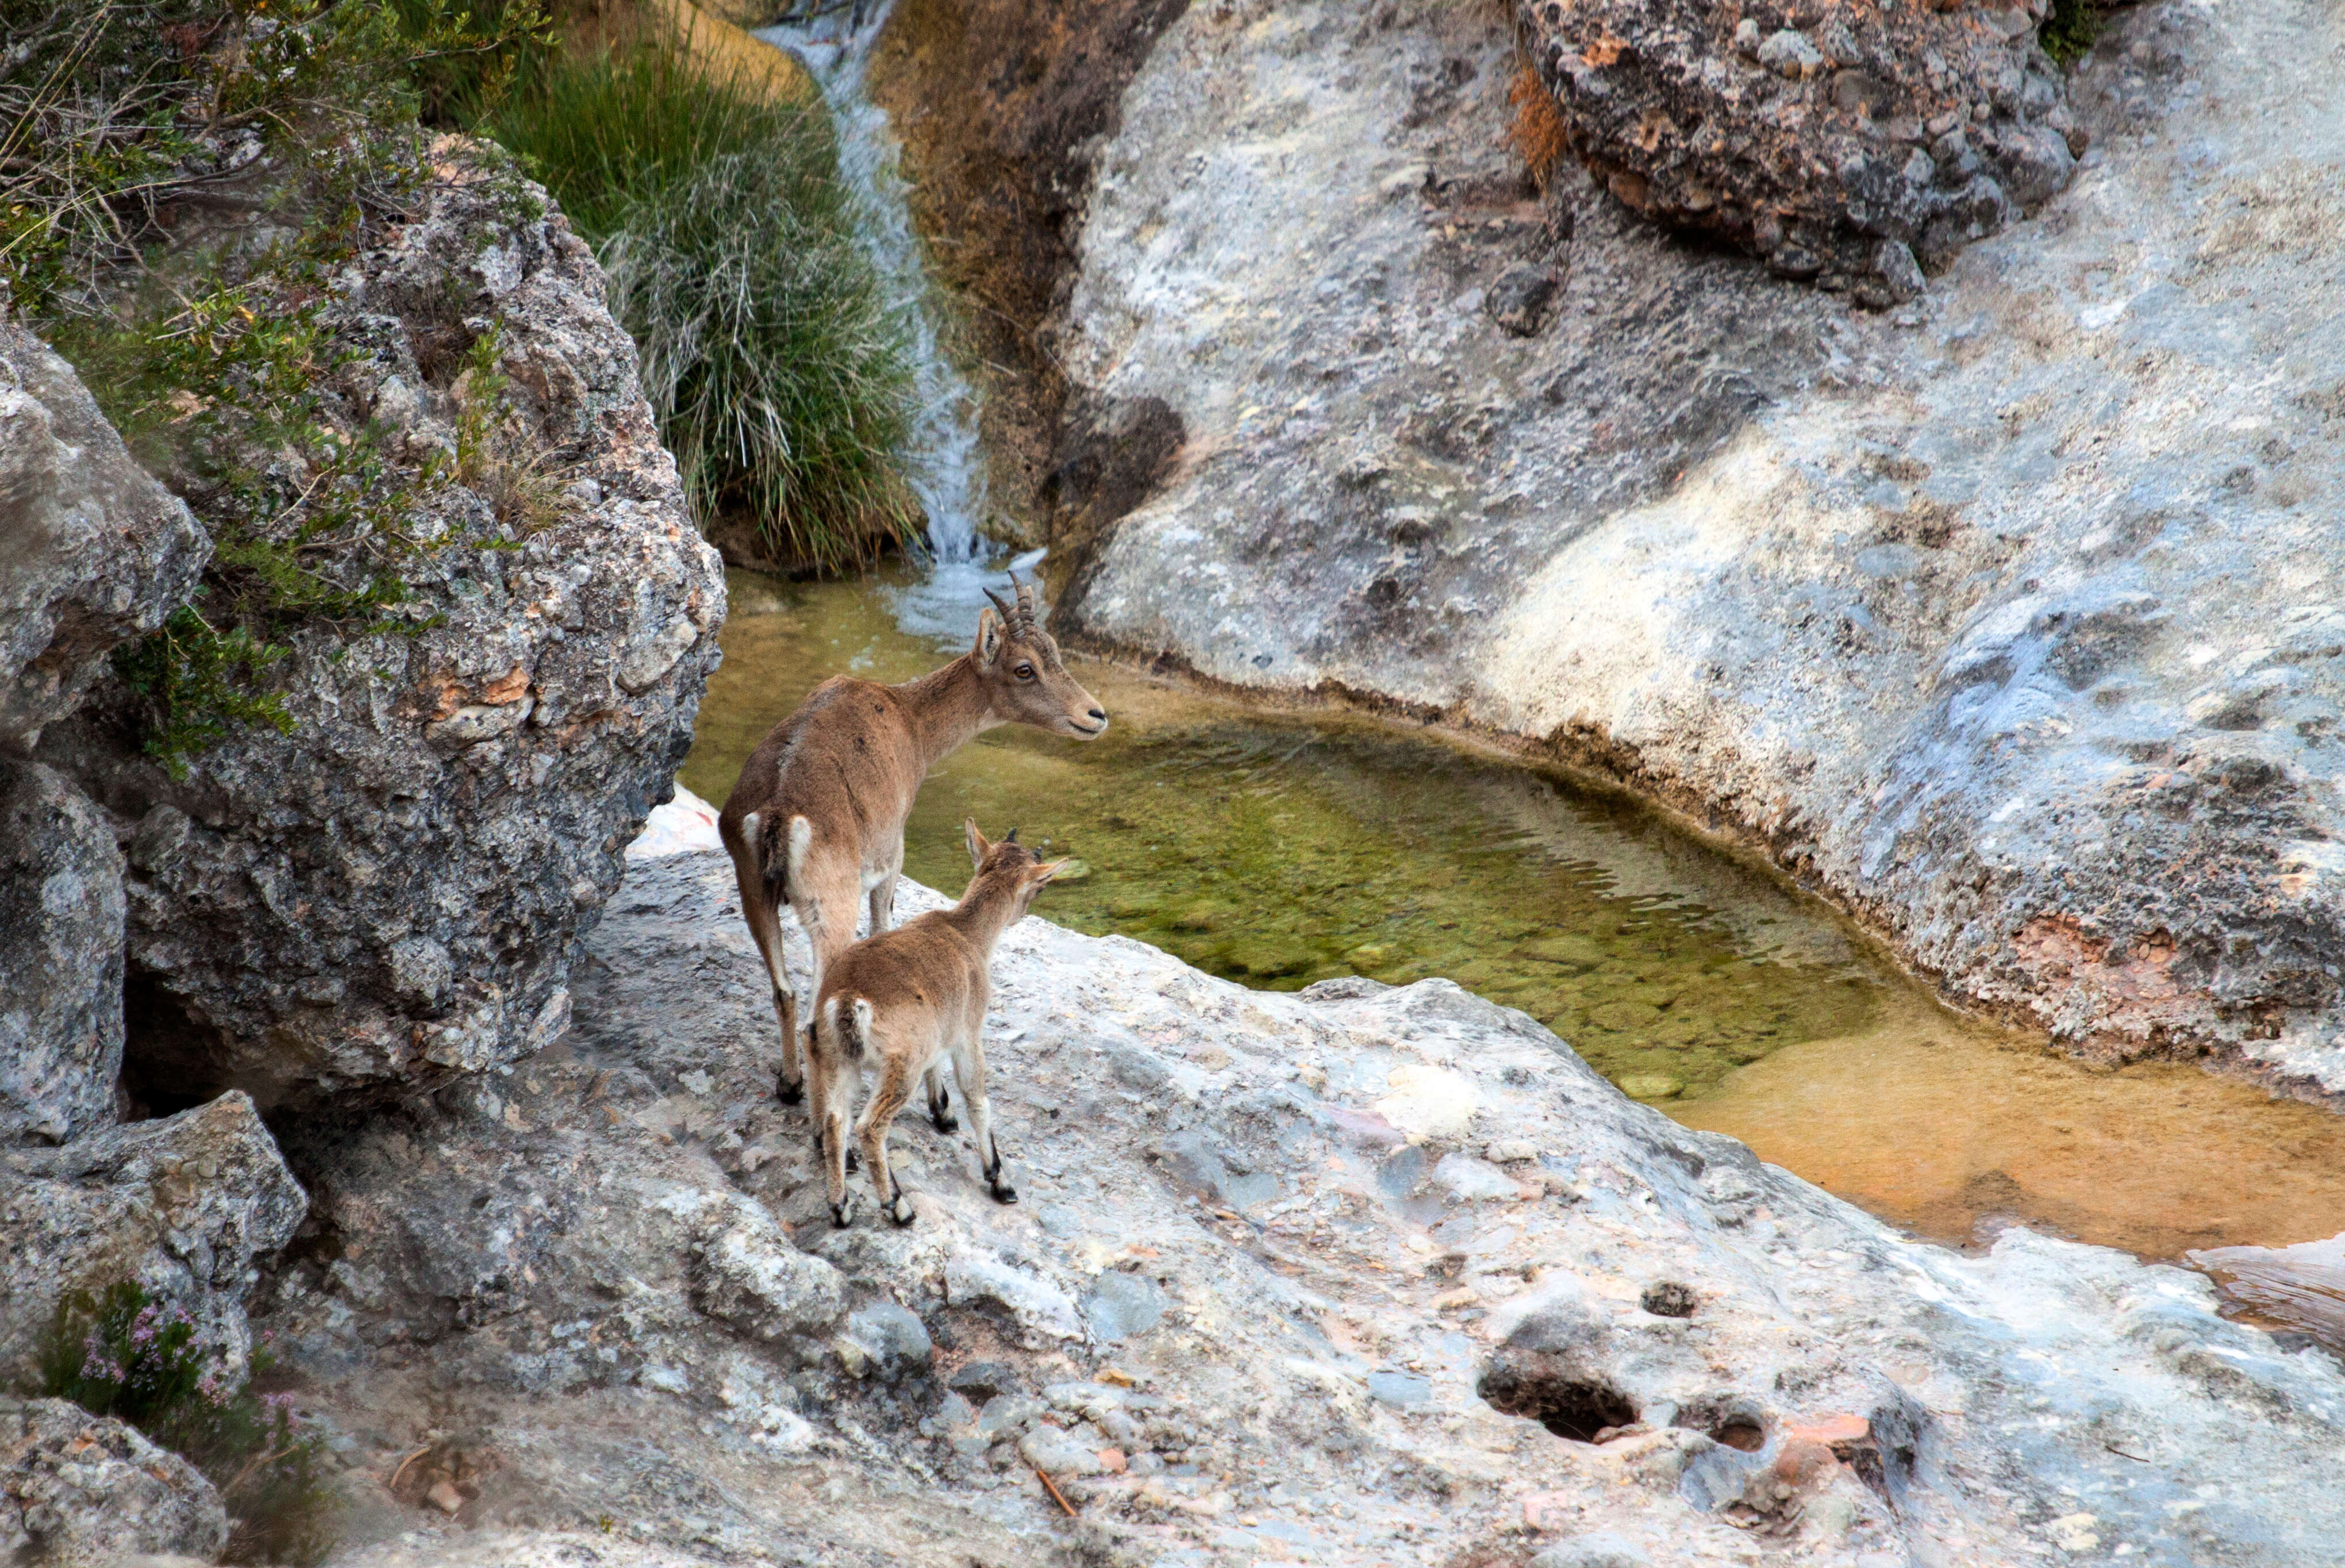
[761,813,813,906]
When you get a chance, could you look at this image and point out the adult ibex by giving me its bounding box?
[717,582,1105,1109]
[811,821,1063,1227]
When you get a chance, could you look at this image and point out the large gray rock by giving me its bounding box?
[0,760,126,1145]
[0,321,207,754]
[255,849,2345,1562]
[1055,0,2345,1097]
[1517,0,2081,298]
[0,1090,306,1388]
[44,147,725,1106]
[0,1397,226,1566]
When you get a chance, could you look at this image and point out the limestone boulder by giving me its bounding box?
[0,1091,306,1388]
[0,1398,226,1567]
[0,321,207,752]
[1052,0,2345,1095]
[0,761,126,1146]
[1516,0,2081,300]
[44,147,726,1106]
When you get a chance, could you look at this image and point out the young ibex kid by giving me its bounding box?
[718,583,1104,1113]
[811,821,1064,1227]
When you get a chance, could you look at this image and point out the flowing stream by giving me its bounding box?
[754,5,1041,639]
[720,23,2345,1318]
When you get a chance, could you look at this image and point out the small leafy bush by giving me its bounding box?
[42,1282,337,1566]
[490,40,917,570]
[2040,0,2107,66]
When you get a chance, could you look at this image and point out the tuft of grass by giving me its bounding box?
[2040,0,2106,66]
[489,41,917,571]
[41,1282,338,1566]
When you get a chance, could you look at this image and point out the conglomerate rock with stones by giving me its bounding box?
[0,321,209,753]
[0,1091,305,1389]
[1516,0,2082,300]
[0,760,129,1146]
[0,1397,228,1566]
[42,147,726,1107]
[251,839,2345,1566]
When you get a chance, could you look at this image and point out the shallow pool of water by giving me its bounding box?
[683,570,2345,1265]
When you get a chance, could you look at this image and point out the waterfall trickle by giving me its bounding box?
[753,6,1044,643]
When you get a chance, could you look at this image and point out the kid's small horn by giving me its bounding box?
[1005,827,1020,843]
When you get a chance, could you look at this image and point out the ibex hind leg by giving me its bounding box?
[952,1042,1014,1205]
[858,1061,919,1227]
[724,818,806,1105]
[924,1064,957,1133]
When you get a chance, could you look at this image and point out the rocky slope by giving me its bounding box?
[1035,0,2345,1100]
[244,824,2345,1566]
[40,148,726,1109]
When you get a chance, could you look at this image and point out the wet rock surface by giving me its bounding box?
[262,847,2345,1565]
[0,1092,305,1388]
[0,760,128,1146]
[1049,0,2345,1097]
[0,321,208,753]
[40,150,725,1108]
[0,1397,228,1566]
[1517,0,2081,298]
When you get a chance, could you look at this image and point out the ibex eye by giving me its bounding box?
[1016,664,1035,681]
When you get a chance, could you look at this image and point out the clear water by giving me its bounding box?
[684,570,2345,1267]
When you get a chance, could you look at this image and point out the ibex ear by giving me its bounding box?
[965,817,991,868]
[1031,858,1071,887]
[974,606,1004,667]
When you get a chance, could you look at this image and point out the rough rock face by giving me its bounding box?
[256,846,2345,1565]
[0,1398,228,1566]
[1044,0,2345,1097]
[44,153,726,1106]
[0,1091,306,1388]
[0,761,127,1145]
[1517,0,2082,299]
[0,321,208,754]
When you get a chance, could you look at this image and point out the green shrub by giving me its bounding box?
[3,0,552,770]
[42,1282,337,1566]
[490,43,917,570]
[2040,0,2106,66]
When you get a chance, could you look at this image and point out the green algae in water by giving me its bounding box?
[682,570,1887,1101]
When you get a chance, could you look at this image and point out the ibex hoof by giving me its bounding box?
[886,1195,917,1228]
[989,1181,1018,1205]
[931,1112,959,1134]
[775,1075,805,1106]
[831,1199,855,1229]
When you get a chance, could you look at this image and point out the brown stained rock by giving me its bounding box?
[1516,0,2083,302]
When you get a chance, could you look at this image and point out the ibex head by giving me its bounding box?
[963,818,1071,917]
[973,580,1108,740]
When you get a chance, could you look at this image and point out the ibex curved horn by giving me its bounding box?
[982,585,1014,621]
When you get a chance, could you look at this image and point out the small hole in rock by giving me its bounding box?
[1714,1417,1767,1452]
[1477,1366,1639,1443]
[1640,1281,1698,1318]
